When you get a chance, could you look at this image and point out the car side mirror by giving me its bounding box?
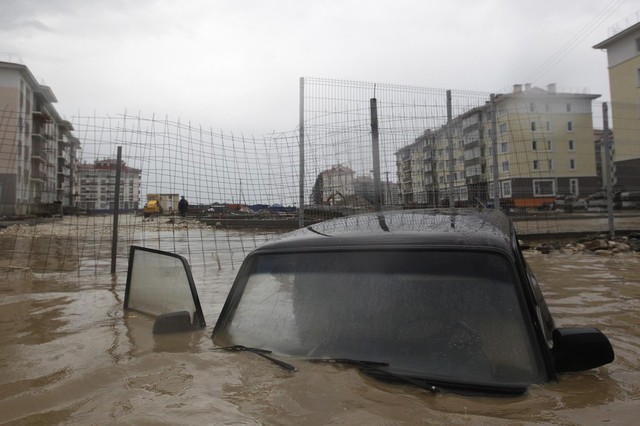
[552,327,614,373]
[125,246,206,334]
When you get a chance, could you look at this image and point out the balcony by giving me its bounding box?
[30,171,47,182]
[32,110,52,122]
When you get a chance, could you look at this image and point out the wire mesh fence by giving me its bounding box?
[1,78,639,280]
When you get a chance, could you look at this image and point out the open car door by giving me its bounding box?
[124,246,206,334]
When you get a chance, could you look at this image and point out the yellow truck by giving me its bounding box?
[143,199,163,218]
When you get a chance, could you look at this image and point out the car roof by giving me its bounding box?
[255,208,516,255]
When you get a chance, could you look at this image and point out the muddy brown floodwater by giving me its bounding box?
[1,229,639,425]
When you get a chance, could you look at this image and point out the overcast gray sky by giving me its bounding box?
[1,0,638,134]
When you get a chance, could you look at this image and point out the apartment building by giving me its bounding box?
[396,84,600,208]
[593,16,640,191]
[77,158,142,212]
[397,132,434,205]
[310,164,355,205]
[0,60,81,215]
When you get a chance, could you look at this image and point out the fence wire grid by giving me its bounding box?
[1,78,638,281]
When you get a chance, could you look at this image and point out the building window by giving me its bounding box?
[500,123,508,134]
[637,36,640,52]
[533,179,555,196]
[548,159,554,170]
[529,102,536,112]
[501,142,509,153]
[546,121,551,131]
[533,160,539,170]
[459,186,468,201]
[547,140,553,150]
[545,103,550,112]
[531,121,536,132]
[532,140,537,151]
[502,161,510,172]
[501,180,512,198]
[570,178,579,195]
[568,140,575,151]
[566,103,572,112]
[569,158,576,170]
[567,121,573,131]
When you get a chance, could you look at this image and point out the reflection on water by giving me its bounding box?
[0,231,639,424]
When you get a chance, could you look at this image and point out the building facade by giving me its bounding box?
[0,60,81,215]
[77,159,142,212]
[310,164,356,205]
[594,17,640,191]
[396,84,600,208]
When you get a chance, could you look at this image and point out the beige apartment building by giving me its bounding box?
[396,84,600,209]
[0,59,80,216]
[594,16,640,191]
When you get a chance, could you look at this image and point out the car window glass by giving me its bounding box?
[214,250,545,386]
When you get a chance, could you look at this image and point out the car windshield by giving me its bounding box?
[213,250,546,389]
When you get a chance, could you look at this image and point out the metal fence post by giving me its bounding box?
[299,77,305,228]
[446,90,454,211]
[603,103,614,238]
[370,97,382,212]
[111,146,122,274]
[490,94,500,210]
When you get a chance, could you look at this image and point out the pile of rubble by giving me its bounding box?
[140,216,213,231]
[0,215,213,238]
[525,232,640,255]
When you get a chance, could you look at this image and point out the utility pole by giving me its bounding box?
[384,170,391,206]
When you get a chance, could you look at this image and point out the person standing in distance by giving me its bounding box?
[178,195,189,218]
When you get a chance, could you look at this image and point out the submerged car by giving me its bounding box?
[210,209,614,395]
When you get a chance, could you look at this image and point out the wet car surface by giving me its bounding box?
[210,209,614,395]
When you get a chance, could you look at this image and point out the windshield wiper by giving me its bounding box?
[309,358,389,368]
[222,345,297,371]
[308,358,439,393]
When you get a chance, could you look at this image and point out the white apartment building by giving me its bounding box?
[77,158,142,212]
[0,59,80,215]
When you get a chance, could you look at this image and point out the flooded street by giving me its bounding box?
[1,223,639,424]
